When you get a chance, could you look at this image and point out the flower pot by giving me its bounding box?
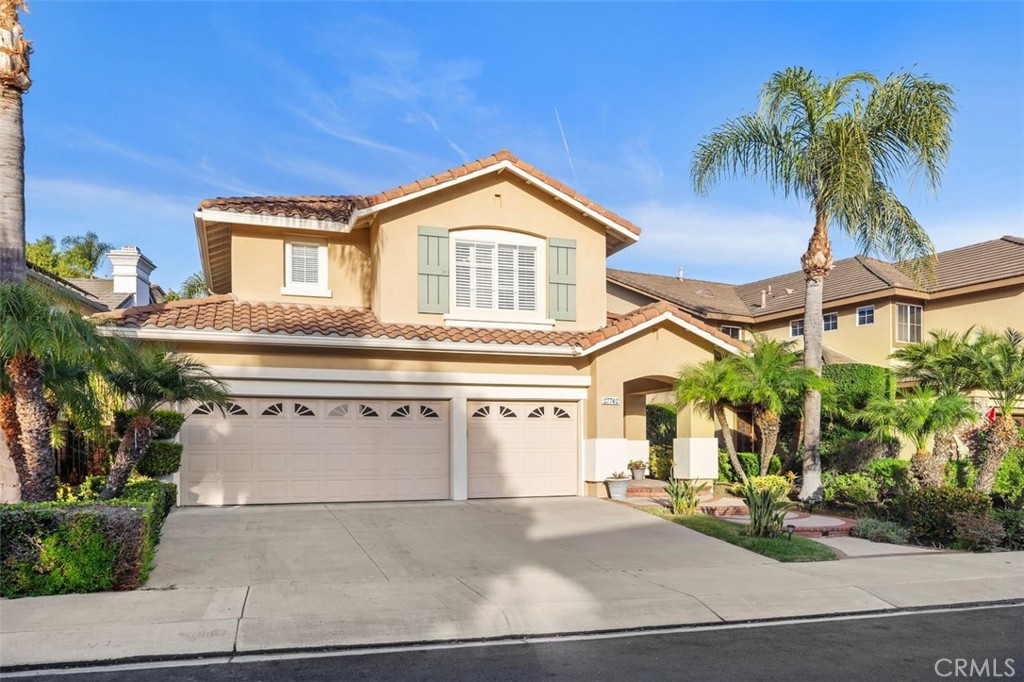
[606,478,630,500]
[630,468,646,481]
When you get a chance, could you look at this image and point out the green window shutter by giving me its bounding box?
[418,226,449,314]
[548,238,577,321]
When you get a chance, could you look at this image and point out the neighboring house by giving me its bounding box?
[0,247,162,502]
[97,150,744,506]
[609,235,1024,423]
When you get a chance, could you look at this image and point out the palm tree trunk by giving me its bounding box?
[100,414,154,499]
[974,417,1017,493]
[756,409,781,475]
[798,210,833,502]
[0,0,31,284]
[714,404,748,485]
[4,354,56,501]
[910,449,942,487]
[924,429,958,488]
[0,391,30,493]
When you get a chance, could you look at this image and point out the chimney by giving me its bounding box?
[108,246,156,307]
[760,289,767,308]
[678,266,685,281]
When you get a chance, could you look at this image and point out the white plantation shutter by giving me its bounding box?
[497,244,516,310]
[517,246,536,311]
[454,239,539,313]
[289,243,321,285]
[474,243,494,308]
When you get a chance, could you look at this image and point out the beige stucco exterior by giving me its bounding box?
[924,283,1024,336]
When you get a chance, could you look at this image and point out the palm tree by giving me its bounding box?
[858,387,976,487]
[890,328,988,482]
[99,340,228,500]
[691,67,955,501]
[0,282,96,500]
[724,337,825,475]
[675,359,747,484]
[972,329,1024,493]
[164,272,209,301]
[0,0,31,283]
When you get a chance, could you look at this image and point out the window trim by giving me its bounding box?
[446,228,552,328]
[895,303,923,344]
[720,325,742,340]
[823,312,838,332]
[789,319,804,337]
[856,305,875,326]
[281,239,332,298]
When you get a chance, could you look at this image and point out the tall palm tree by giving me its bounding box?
[0,282,96,500]
[675,359,747,484]
[890,328,988,482]
[0,0,31,283]
[972,329,1024,493]
[691,67,955,500]
[858,387,976,487]
[100,340,228,500]
[724,337,825,475]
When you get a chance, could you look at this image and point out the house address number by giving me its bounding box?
[601,397,621,406]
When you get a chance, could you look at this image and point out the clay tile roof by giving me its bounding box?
[95,297,745,354]
[197,150,641,238]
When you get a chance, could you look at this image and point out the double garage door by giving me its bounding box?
[180,398,577,505]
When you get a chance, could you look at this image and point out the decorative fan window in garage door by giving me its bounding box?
[191,402,247,416]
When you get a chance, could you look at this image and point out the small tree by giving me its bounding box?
[858,387,977,487]
[724,337,825,475]
[972,329,1024,493]
[675,359,747,484]
[164,272,209,301]
[100,340,228,499]
[26,231,112,278]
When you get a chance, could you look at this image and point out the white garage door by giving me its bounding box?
[180,398,449,505]
[467,401,578,498]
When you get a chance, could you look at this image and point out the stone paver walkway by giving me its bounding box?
[719,510,855,537]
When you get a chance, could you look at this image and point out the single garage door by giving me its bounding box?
[180,398,449,505]
[467,401,578,498]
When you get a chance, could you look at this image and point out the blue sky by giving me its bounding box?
[23,1,1024,291]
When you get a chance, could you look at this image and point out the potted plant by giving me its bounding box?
[627,459,648,480]
[605,471,630,500]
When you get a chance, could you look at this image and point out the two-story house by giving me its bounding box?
[98,151,743,506]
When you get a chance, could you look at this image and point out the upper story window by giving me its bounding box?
[720,325,742,340]
[448,229,548,326]
[857,305,875,326]
[823,312,838,331]
[282,239,331,298]
[896,303,923,343]
[789,319,804,337]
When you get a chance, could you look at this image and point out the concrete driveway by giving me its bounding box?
[5,498,1024,667]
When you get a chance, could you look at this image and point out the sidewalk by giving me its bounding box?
[2,503,1023,669]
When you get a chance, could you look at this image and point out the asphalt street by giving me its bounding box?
[8,604,1024,682]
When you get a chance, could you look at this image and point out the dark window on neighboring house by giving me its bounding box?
[896,303,923,343]
[720,325,742,340]
[857,305,875,326]
[823,312,838,332]
[790,319,804,337]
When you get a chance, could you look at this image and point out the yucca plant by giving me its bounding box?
[742,481,794,538]
[665,478,700,516]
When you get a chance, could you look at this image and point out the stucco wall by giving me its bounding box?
[753,299,895,367]
[373,174,610,331]
[606,282,657,315]
[230,225,373,307]
[925,284,1024,336]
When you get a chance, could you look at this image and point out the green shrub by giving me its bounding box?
[741,481,793,538]
[822,363,894,408]
[665,479,699,515]
[0,479,177,598]
[850,518,910,544]
[748,475,791,500]
[951,512,1006,552]
[865,458,916,499]
[993,446,1024,508]
[822,472,878,505]
[944,459,977,489]
[901,487,992,547]
[649,443,674,481]
[135,441,183,477]
[719,451,781,482]
[114,409,187,440]
[995,509,1024,550]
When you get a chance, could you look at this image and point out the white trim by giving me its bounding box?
[856,304,875,326]
[449,228,547,326]
[205,365,591,388]
[576,312,742,357]
[284,239,330,295]
[449,397,468,501]
[280,286,333,298]
[195,209,351,234]
[345,160,639,245]
[103,327,579,357]
[219,379,588,401]
[444,316,555,331]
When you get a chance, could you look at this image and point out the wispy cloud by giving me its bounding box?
[26,177,193,220]
[61,129,268,196]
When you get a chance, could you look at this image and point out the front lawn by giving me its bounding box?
[645,508,837,562]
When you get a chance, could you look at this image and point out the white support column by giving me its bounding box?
[449,397,468,501]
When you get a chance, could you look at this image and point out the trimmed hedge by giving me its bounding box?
[901,487,992,547]
[822,363,894,408]
[0,479,176,598]
[114,409,186,440]
[135,441,183,478]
